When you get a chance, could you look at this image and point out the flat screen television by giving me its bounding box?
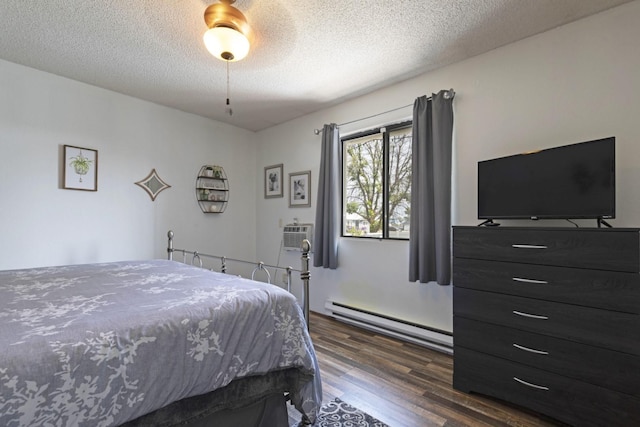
[477,137,615,222]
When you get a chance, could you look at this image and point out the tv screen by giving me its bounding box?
[478,137,615,220]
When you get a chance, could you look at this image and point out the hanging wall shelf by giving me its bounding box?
[196,165,228,213]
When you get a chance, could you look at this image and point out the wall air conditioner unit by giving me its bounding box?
[283,224,313,251]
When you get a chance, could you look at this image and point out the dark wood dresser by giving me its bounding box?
[452,226,640,426]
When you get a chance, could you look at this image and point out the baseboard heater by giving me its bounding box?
[325,301,453,355]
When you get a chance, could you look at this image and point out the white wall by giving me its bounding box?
[2,1,639,335]
[0,59,257,270]
[255,1,640,333]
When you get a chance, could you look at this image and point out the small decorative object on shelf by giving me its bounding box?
[196,165,228,213]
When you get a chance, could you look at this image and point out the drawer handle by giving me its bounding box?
[512,244,548,249]
[513,343,549,355]
[512,277,548,284]
[513,310,548,320]
[513,377,549,391]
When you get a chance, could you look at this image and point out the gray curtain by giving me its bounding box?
[409,90,454,284]
[313,123,341,269]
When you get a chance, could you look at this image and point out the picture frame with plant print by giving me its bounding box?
[264,164,284,198]
[289,170,311,208]
[63,145,98,191]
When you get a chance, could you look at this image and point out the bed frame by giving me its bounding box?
[166,230,312,329]
[125,231,317,426]
[0,232,317,427]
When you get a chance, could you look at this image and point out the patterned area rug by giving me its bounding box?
[290,398,389,427]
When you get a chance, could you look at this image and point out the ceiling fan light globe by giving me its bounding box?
[203,27,250,62]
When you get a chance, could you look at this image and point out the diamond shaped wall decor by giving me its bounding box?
[135,169,171,201]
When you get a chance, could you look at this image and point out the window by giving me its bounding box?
[342,121,412,239]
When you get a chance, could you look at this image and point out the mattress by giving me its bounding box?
[0,259,321,426]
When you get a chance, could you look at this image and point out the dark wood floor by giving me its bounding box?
[306,312,565,427]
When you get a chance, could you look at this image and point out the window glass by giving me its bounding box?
[387,127,412,239]
[342,122,412,239]
[344,133,383,237]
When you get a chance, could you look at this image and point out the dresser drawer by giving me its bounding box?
[454,287,640,355]
[453,227,639,272]
[453,257,640,313]
[454,317,639,396]
[453,347,640,427]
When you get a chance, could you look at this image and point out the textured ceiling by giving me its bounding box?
[0,0,633,132]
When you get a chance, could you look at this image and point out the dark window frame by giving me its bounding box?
[341,120,412,240]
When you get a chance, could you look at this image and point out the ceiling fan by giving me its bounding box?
[202,0,253,62]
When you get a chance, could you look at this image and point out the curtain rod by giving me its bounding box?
[313,88,455,135]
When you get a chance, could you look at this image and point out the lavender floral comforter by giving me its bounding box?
[0,260,321,426]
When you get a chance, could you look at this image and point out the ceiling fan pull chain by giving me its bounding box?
[226,60,233,116]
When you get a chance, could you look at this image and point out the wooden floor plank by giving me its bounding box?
[307,312,566,427]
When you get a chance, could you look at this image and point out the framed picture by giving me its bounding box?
[289,170,311,208]
[264,164,284,198]
[63,145,98,191]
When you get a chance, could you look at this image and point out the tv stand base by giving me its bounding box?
[477,219,500,227]
[597,218,612,228]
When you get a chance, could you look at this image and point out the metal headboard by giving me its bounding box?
[166,230,311,330]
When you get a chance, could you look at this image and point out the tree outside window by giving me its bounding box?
[343,122,412,239]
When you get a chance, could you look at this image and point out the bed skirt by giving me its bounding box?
[122,368,306,427]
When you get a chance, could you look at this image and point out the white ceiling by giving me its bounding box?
[0,0,633,132]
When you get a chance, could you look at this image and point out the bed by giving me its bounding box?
[0,231,321,426]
